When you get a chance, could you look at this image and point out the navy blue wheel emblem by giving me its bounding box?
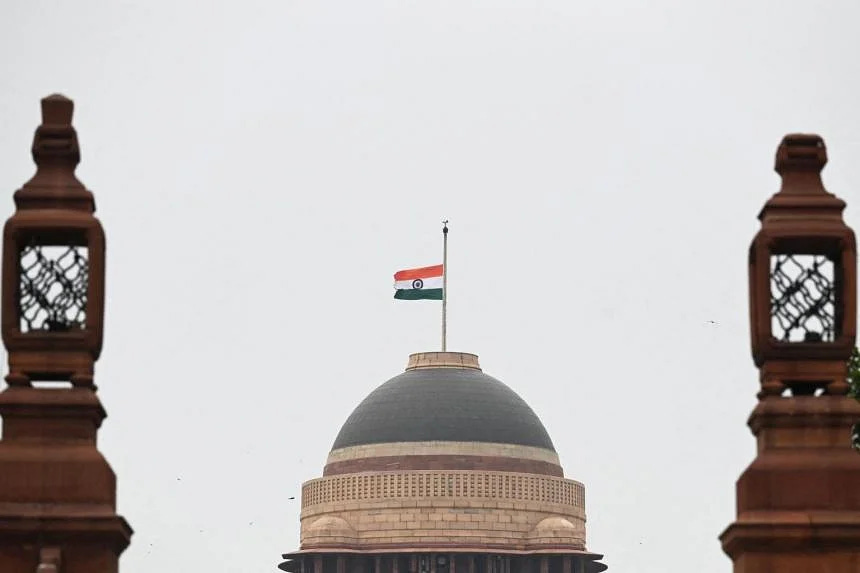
[412,278,424,289]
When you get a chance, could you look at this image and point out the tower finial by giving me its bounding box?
[15,93,92,212]
[32,93,80,165]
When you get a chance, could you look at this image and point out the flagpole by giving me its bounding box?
[442,220,449,352]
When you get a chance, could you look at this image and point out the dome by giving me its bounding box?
[331,352,555,451]
[286,351,607,573]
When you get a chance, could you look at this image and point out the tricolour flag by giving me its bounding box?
[393,264,444,300]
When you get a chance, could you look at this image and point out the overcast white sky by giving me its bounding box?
[2,1,860,572]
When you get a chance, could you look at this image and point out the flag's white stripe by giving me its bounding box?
[394,276,443,291]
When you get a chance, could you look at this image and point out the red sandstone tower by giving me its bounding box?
[0,96,131,572]
[720,135,860,571]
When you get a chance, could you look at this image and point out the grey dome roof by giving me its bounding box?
[331,366,555,451]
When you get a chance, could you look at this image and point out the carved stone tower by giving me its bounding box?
[280,351,607,573]
[720,135,860,571]
[0,96,131,572]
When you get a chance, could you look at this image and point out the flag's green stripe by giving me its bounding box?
[394,288,443,300]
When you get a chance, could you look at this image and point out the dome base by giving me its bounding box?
[406,352,481,371]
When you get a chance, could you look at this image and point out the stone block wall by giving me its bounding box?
[300,470,586,550]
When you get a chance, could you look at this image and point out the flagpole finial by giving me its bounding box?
[443,220,449,234]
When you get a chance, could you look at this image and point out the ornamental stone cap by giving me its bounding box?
[14,93,94,213]
[406,351,481,371]
[41,94,74,125]
[775,133,827,175]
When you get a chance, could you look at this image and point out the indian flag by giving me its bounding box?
[393,264,444,300]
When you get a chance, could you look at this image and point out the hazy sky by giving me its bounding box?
[2,2,860,572]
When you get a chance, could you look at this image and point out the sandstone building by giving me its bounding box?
[279,351,607,573]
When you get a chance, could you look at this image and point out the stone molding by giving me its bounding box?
[323,455,563,477]
[327,442,560,466]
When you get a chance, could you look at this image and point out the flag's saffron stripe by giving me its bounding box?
[394,264,444,281]
[394,288,444,300]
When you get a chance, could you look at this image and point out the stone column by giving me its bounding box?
[721,133,860,573]
[0,94,131,573]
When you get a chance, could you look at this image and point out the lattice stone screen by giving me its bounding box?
[770,254,835,342]
[302,471,585,509]
[19,245,89,333]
